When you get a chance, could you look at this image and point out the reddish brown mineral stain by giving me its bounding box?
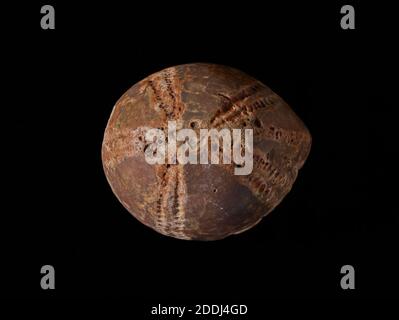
[102,63,311,240]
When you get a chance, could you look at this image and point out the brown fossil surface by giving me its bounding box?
[102,63,311,240]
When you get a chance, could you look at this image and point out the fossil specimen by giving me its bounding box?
[102,63,311,240]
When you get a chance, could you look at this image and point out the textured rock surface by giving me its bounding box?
[102,63,311,240]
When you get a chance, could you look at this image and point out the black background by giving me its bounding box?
[2,0,398,305]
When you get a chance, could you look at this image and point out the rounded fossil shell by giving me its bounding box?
[102,63,311,240]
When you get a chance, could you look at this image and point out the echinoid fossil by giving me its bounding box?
[102,63,311,240]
